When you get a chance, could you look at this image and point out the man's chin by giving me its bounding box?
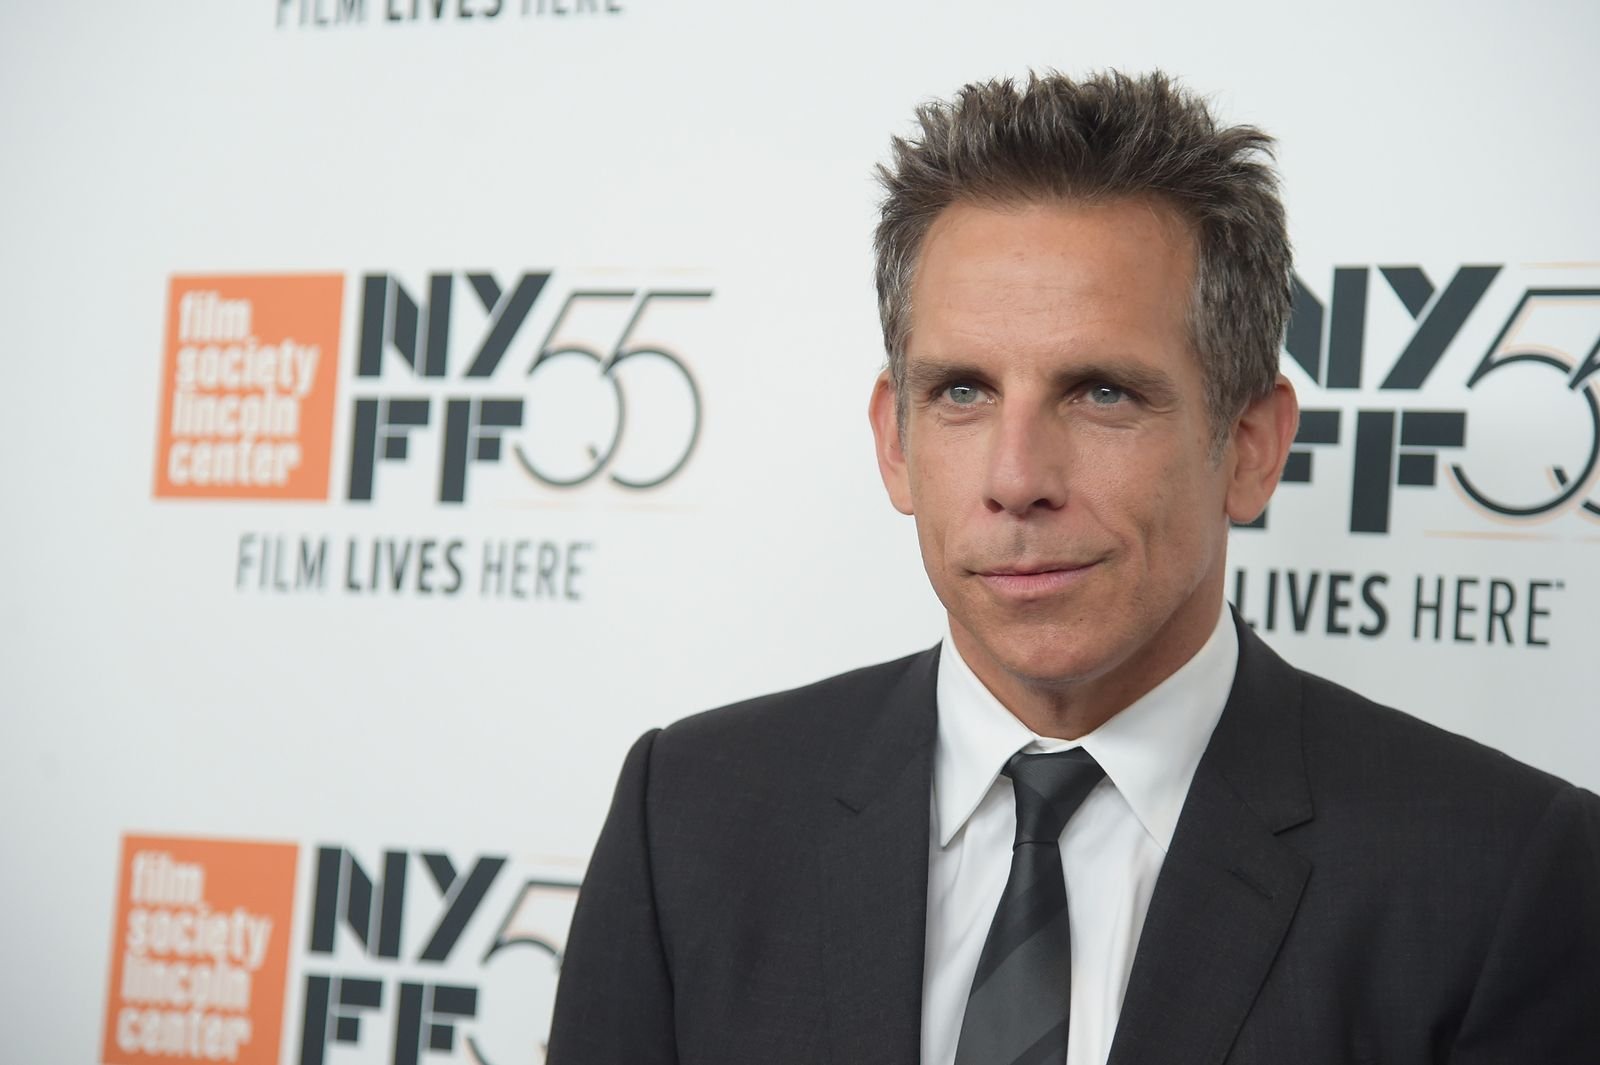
[998,652,1116,692]
[954,620,1124,691]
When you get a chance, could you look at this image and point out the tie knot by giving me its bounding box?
[1003,748,1106,845]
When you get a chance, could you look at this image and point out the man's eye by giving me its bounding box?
[1086,384,1128,406]
[944,383,987,406]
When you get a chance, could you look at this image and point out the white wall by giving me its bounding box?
[3,2,1596,1062]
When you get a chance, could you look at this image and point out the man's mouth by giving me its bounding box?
[975,561,1100,598]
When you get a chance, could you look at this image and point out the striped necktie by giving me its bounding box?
[953,747,1106,1065]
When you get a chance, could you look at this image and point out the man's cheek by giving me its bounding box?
[913,523,947,575]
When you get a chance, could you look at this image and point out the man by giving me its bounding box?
[546,71,1600,1064]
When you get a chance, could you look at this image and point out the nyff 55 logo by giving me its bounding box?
[349,274,707,503]
[1248,263,1600,534]
[300,845,576,1065]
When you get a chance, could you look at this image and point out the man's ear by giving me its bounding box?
[868,372,915,516]
[1225,374,1300,525]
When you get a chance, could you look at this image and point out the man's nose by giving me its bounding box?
[982,403,1069,516]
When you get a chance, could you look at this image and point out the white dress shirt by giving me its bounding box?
[921,605,1238,1065]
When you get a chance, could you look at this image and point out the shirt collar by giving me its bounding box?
[933,604,1238,851]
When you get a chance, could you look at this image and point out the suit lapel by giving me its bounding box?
[818,647,939,1065]
[1108,617,1315,1065]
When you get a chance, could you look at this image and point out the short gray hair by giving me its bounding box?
[874,70,1291,446]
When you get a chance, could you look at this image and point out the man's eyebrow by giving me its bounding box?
[902,359,987,392]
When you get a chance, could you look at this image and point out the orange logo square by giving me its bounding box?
[153,274,343,500]
[102,835,299,1065]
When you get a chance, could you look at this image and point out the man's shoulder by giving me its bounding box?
[1219,624,1593,845]
[644,646,938,791]
[1291,661,1585,826]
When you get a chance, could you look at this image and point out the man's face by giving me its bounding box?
[870,196,1286,720]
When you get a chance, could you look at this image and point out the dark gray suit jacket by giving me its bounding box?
[547,620,1600,1064]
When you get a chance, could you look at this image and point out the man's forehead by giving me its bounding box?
[913,200,1194,302]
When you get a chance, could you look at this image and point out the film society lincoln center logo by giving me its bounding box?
[103,836,299,1064]
[154,275,343,500]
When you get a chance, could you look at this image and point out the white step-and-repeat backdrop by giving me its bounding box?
[4,2,1596,1063]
